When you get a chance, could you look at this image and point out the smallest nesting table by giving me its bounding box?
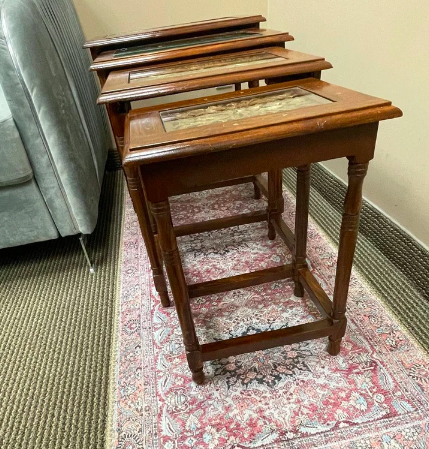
[123,78,401,384]
[84,16,268,60]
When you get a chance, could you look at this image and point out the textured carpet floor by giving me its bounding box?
[0,170,125,449]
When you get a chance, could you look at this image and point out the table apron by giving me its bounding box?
[140,122,378,202]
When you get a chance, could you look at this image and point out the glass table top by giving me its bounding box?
[113,31,262,58]
[160,87,333,132]
[129,53,285,82]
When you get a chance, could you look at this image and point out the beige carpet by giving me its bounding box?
[0,170,124,449]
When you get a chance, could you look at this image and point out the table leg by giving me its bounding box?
[252,176,262,199]
[293,165,311,297]
[123,166,170,308]
[267,170,285,240]
[150,200,205,384]
[147,198,158,235]
[328,158,368,355]
[106,102,130,156]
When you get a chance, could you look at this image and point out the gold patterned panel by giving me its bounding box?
[129,53,285,82]
[160,88,333,132]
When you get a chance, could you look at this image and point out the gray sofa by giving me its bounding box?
[0,0,110,250]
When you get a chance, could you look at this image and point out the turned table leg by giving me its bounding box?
[144,188,164,263]
[267,170,285,240]
[123,166,170,308]
[150,200,205,384]
[147,194,158,235]
[106,101,131,157]
[293,165,311,297]
[328,158,368,355]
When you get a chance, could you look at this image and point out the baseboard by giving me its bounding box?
[283,164,429,351]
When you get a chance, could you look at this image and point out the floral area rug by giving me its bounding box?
[114,182,429,449]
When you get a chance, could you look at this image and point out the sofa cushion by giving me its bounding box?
[0,85,33,187]
[0,178,59,249]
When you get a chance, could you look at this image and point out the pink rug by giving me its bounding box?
[113,183,429,449]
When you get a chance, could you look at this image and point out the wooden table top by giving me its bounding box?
[90,29,293,72]
[98,48,332,104]
[84,15,266,50]
[123,78,402,165]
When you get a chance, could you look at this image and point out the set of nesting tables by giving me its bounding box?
[85,16,401,384]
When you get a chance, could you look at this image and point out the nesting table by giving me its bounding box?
[89,29,293,75]
[96,47,332,308]
[84,15,268,60]
[123,78,402,383]
[87,17,294,154]
[98,47,332,105]
[85,19,301,308]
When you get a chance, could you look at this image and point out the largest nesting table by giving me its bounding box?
[123,78,401,384]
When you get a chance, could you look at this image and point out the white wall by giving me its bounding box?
[71,0,429,247]
[72,0,268,39]
[269,0,429,248]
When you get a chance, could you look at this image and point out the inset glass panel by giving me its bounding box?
[160,87,333,132]
[113,31,261,58]
[129,53,285,82]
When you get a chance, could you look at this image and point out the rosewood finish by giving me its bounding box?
[90,29,294,73]
[84,15,267,58]
[98,47,331,152]
[123,78,402,383]
[98,47,332,104]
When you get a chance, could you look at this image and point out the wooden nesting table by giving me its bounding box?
[123,78,402,384]
[90,29,293,74]
[98,47,332,105]
[97,48,332,308]
[84,15,268,60]
[88,17,294,149]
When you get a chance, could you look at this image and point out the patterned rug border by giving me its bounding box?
[346,255,429,366]
[105,176,126,449]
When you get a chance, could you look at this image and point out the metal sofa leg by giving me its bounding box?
[79,234,95,274]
